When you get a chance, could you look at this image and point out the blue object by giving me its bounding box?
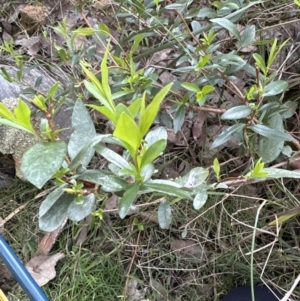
[0,235,49,301]
[221,284,283,301]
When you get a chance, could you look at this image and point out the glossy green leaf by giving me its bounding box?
[262,81,288,97]
[139,83,172,137]
[21,141,67,189]
[67,194,96,222]
[181,82,200,92]
[114,112,142,158]
[210,124,244,149]
[158,199,172,229]
[250,124,294,141]
[119,182,140,219]
[221,105,252,120]
[140,139,166,169]
[258,113,284,163]
[68,100,97,167]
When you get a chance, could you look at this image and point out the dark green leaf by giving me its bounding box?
[94,144,131,169]
[221,105,252,120]
[68,99,96,167]
[250,124,294,142]
[68,135,109,171]
[21,141,67,189]
[240,25,255,48]
[67,194,95,222]
[211,18,241,41]
[174,105,185,133]
[258,113,284,163]
[76,170,129,192]
[39,193,74,232]
[158,199,172,229]
[119,182,140,219]
[210,124,244,149]
[141,181,192,199]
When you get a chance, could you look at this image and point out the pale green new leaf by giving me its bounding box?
[84,81,114,114]
[119,182,140,219]
[0,118,35,134]
[114,112,142,158]
[221,105,252,120]
[128,98,142,118]
[252,53,266,74]
[181,82,200,92]
[139,83,173,137]
[0,102,15,121]
[101,42,113,103]
[14,100,35,133]
[88,104,116,124]
[140,139,166,169]
[158,199,172,229]
[21,141,67,189]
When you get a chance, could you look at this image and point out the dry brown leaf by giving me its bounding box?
[37,217,67,255]
[26,253,65,287]
[171,239,207,258]
[192,111,207,145]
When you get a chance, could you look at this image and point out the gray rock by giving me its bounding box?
[0,63,72,181]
